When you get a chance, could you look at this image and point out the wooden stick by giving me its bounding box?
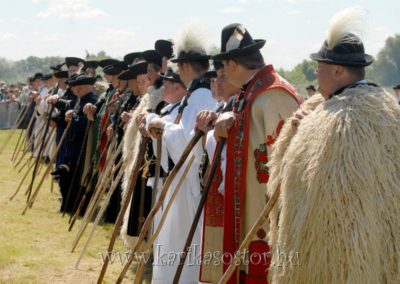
[173,140,226,283]
[9,160,35,201]
[68,133,115,226]
[0,102,30,155]
[21,121,71,213]
[96,137,149,284]
[115,130,205,283]
[26,104,55,202]
[217,184,281,284]
[68,135,115,230]
[70,139,123,252]
[74,157,124,268]
[11,129,25,162]
[129,155,195,284]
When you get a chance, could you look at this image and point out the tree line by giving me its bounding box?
[1,34,399,94]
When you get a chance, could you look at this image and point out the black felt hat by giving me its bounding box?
[117,70,135,81]
[83,60,99,70]
[130,60,148,78]
[213,23,265,61]
[98,58,119,68]
[310,33,374,67]
[155,39,173,59]
[31,72,43,81]
[393,85,400,90]
[54,70,69,79]
[142,50,162,67]
[123,52,142,65]
[50,63,64,71]
[159,68,182,84]
[113,61,129,71]
[68,74,96,86]
[103,65,122,76]
[65,57,85,68]
[305,85,316,92]
[41,73,53,81]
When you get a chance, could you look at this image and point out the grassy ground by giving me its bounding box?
[0,129,136,283]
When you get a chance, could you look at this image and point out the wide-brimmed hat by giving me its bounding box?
[118,60,148,80]
[155,39,173,59]
[159,68,183,84]
[83,60,99,70]
[41,73,53,81]
[213,23,265,61]
[54,70,69,79]
[123,52,142,65]
[310,33,374,67]
[305,85,316,92]
[65,57,85,68]
[142,50,162,67]
[98,58,119,68]
[68,74,96,86]
[393,85,400,90]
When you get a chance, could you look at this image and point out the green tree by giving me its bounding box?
[367,34,400,86]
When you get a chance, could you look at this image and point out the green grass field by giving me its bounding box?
[0,129,136,283]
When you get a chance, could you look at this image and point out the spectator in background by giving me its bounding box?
[393,85,400,104]
[305,84,316,100]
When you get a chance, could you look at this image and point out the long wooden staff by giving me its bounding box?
[122,155,195,284]
[26,104,55,202]
[11,103,32,161]
[15,123,47,173]
[11,129,25,162]
[74,156,125,268]
[21,121,72,213]
[62,120,92,216]
[0,101,30,155]
[70,139,123,252]
[96,136,149,284]
[173,139,226,283]
[114,130,204,283]
[217,184,281,284]
[13,114,38,169]
[68,116,112,224]
[68,135,115,230]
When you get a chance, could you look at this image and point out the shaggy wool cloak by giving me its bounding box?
[267,84,400,283]
[120,87,162,249]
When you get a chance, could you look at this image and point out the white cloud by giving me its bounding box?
[0,33,18,41]
[222,6,243,14]
[36,0,107,20]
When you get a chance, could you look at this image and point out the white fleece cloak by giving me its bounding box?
[267,85,400,284]
[120,87,162,249]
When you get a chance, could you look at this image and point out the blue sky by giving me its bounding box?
[0,0,398,69]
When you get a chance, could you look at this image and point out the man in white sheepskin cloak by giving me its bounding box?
[267,7,400,284]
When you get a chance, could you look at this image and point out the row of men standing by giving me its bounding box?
[22,9,400,283]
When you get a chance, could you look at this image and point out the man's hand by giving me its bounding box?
[34,96,42,105]
[106,124,113,138]
[120,111,132,124]
[83,103,97,115]
[196,110,218,133]
[291,109,310,127]
[65,110,74,122]
[47,95,60,105]
[214,111,235,141]
[147,118,165,140]
[135,111,147,127]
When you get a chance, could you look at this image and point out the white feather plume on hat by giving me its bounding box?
[327,6,368,49]
[173,21,210,57]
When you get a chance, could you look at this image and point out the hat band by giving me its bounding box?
[324,49,367,62]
